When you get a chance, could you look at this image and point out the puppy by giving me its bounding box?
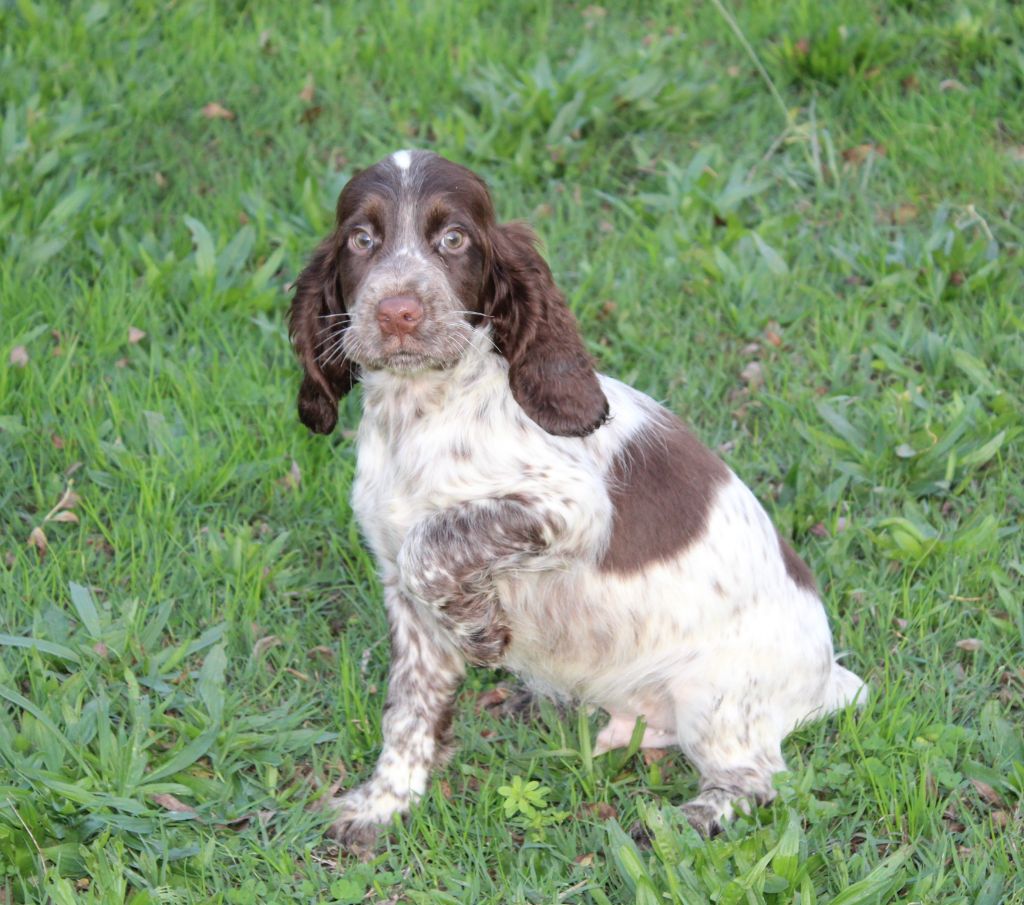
[289,149,865,849]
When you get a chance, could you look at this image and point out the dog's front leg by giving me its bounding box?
[397,497,557,666]
[327,587,464,854]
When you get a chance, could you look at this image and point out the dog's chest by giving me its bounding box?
[350,390,540,562]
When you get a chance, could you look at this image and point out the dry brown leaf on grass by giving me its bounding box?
[578,802,618,820]
[842,143,886,166]
[943,803,966,833]
[299,74,315,103]
[201,101,235,120]
[970,779,1006,809]
[9,346,28,367]
[955,638,983,652]
[307,645,334,664]
[32,485,83,548]
[55,486,81,511]
[253,635,282,658]
[216,810,276,832]
[892,203,919,225]
[50,511,79,524]
[875,203,920,226]
[151,793,198,815]
[28,527,48,557]
[128,326,146,344]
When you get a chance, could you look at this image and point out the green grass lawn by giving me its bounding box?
[2,0,1022,902]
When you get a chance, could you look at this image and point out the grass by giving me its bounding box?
[1,0,1022,901]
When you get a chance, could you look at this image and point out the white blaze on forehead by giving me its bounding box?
[392,150,412,170]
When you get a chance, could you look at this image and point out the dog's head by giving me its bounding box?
[288,150,608,437]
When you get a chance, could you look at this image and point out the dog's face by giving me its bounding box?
[330,151,491,374]
[289,150,609,438]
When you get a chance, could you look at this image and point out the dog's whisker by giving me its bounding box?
[320,343,349,368]
[316,331,349,348]
[316,332,349,364]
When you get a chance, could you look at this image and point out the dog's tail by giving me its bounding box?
[823,662,868,713]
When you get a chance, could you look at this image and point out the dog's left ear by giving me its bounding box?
[483,222,608,437]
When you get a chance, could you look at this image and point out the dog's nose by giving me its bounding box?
[377,295,423,336]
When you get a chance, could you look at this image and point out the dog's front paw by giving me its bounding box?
[325,805,383,859]
[323,787,400,858]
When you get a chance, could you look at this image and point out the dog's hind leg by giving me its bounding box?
[670,680,791,836]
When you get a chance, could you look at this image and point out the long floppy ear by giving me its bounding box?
[484,222,609,437]
[288,239,358,435]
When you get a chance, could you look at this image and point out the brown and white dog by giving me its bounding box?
[289,149,865,850]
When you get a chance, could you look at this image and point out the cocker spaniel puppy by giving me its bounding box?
[289,150,865,850]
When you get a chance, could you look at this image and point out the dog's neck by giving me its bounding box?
[358,328,507,435]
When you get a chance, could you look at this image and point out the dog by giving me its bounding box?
[289,149,865,850]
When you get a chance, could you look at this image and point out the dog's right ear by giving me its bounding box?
[288,240,358,435]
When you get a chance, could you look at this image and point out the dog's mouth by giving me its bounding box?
[378,348,443,371]
[351,337,465,374]
[340,314,477,374]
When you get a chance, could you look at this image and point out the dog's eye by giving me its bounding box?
[441,229,465,251]
[349,229,374,253]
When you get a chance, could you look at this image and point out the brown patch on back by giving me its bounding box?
[600,412,730,574]
[776,532,817,592]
